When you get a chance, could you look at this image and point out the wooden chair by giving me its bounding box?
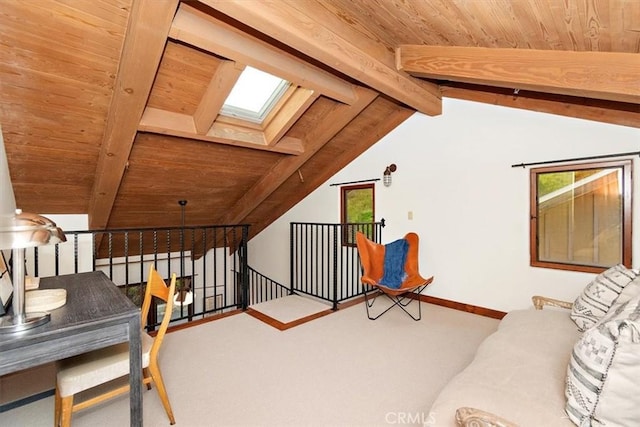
[356,232,434,320]
[54,266,177,426]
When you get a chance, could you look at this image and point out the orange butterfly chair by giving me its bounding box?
[356,232,434,320]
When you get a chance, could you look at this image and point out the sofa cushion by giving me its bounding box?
[570,264,638,332]
[428,309,578,426]
[565,293,640,426]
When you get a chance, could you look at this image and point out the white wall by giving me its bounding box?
[26,214,93,277]
[249,98,640,312]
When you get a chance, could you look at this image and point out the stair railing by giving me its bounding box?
[21,224,249,329]
[290,221,384,309]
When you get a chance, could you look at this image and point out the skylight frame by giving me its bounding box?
[220,67,291,124]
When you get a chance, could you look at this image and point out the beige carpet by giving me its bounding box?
[2,300,499,427]
[249,294,333,324]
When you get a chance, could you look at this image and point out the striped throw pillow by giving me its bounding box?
[570,264,638,332]
[565,293,640,426]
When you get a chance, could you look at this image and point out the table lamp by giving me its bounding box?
[0,126,66,333]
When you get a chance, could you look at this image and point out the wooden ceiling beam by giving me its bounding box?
[193,60,245,135]
[140,108,196,134]
[440,83,640,129]
[200,0,441,116]
[170,3,358,106]
[264,88,318,146]
[139,107,304,155]
[217,87,378,226]
[88,0,179,230]
[397,46,640,104]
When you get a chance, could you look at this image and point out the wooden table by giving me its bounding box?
[0,271,142,426]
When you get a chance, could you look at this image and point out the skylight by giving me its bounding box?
[221,66,289,124]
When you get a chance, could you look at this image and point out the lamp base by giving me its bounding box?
[0,312,50,334]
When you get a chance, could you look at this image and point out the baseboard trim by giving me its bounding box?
[246,307,334,331]
[333,292,507,320]
[417,294,506,319]
[340,292,506,320]
[165,308,245,334]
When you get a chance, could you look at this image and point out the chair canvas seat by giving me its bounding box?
[371,281,425,297]
[57,333,153,397]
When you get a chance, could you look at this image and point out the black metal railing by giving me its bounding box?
[290,221,384,309]
[246,266,290,306]
[21,220,387,328]
[23,224,249,329]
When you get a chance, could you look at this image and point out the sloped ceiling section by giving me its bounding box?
[0,0,638,252]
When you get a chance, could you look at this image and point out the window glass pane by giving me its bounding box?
[345,188,373,223]
[221,66,288,123]
[341,184,374,245]
[532,160,630,272]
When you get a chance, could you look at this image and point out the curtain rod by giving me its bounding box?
[511,151,640,168]
[329,178,380,187]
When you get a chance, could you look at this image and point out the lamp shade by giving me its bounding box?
[0,211,67,249]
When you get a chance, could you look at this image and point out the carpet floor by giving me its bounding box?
[2,299,499,427]
[249,294,333,324]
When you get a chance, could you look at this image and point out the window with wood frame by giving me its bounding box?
[341,184,375,246]
[530,160,632,273]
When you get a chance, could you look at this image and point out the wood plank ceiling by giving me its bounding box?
[0,0,638,252]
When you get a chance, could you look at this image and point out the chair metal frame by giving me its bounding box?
[356,232,434,320]
[54,265,177,426]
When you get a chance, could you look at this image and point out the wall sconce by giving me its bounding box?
[383,164,397,187]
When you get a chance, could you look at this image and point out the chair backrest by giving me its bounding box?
[356,232,386,280]
[141,265,176,359]
[356,232,421,281]
[403,232,421,276]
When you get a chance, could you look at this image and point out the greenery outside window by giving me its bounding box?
[341,184,375,246]
[530,160,632,273]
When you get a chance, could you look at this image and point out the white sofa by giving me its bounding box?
[428,297,578,426]
[428,264,640,427]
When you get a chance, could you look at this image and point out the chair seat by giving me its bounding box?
[57,333,153,397]
[371,276,431,296]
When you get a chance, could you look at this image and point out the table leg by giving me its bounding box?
[129,315,142,427]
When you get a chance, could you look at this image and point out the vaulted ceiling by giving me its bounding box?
[1,0,638,246]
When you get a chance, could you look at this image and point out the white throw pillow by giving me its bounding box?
[565,293,640,426]
[607,274,640,313]
[570,264,638,332]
